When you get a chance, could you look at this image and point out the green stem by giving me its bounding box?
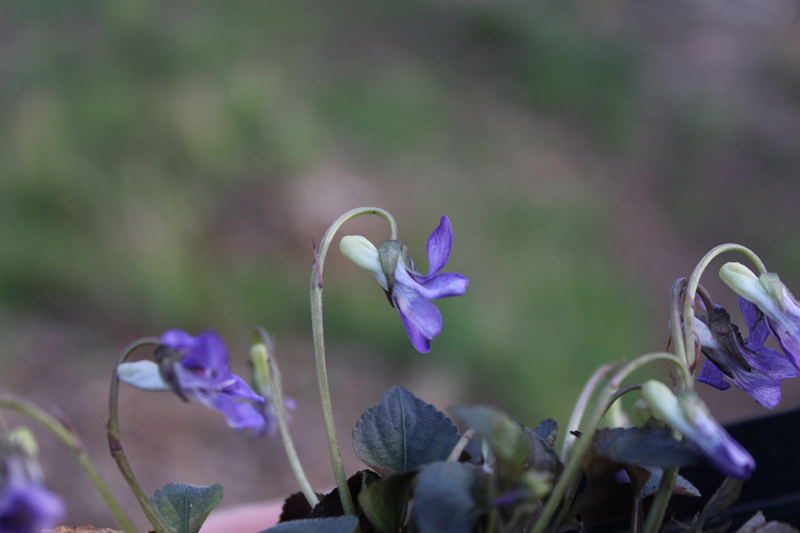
[0,396,138,533]
[669,278,689,377]
[533,353,690,533]
[107,337,175,533]
[682,244,766,374]
[310,207,397,517]
[642,466,679,533]
[447,428,474,463]
[258,331,320,508]
[561,364,615,460]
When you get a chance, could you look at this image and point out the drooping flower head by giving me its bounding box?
[720,262,800,369]
[340,215,469,353]
[118,330,266,431]
[692,301,799,408]
[642,380,755,479]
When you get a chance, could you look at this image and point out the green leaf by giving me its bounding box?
[353,386,461,476]
[414,462,486,533]
[150,483,223,533]
[358,472,416,533]
[259,516,360,533]
[451,405,527,483]
[593,426,698,469]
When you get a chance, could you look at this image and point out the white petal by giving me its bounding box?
[720,263,783,318]
[117,361,171,392]
[340,235,387,290]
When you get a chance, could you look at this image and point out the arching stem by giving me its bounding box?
[310,207,397,516]
[107,337,174,533]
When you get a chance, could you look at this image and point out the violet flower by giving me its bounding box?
[0,457,64,533]
[340,215,469,353]
[721,262,800,369]
[118,330,266,431]
[642,380,755,479]
[693,301,799,409]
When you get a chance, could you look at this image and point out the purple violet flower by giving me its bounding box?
[642,381,755,479]
[118,330,267,431]
[0,458,65,533]
[340,215,469,353]
[693,301,799,409]
[721,262,800,369]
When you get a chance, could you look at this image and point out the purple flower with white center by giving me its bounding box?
[0,457,64,533]
[117,330,266,431]
[340,215,469,353]
[692,301,799,409]
[721,262,800,369]
[642,380,755,479]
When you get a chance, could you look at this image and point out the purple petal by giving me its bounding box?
[425,215,453,277]
[396,303,432,353]
[180,331,230,375]
[768,315,800,369]
[739,298,770,348]
[746,345,800,382]
[729,365,782,408]
[220,375,265,404]
[690,409,755,479]
[0,483,65,533]
[415,272,470,300]
[393,286,443,341]
[161,329,197,351]
[698,360,730,391]
[198,392,266,431]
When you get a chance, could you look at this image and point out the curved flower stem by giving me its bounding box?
[561,364,615,460]
[255,330,319,508]
[0,395,138,533]
[682,244,767,375]
[107,337,174,533]
[310,207,397,517]
[670,278,689,376]
[534,353,690,533]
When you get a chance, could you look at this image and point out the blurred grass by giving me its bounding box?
[0,0,652,430]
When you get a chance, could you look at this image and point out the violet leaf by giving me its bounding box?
[353,386,460,476]
[150,483,222,533]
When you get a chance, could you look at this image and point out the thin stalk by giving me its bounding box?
[310,207,397,516]
[669,278,689,376]
[642,466,679,533]
[265,336,319,507]
[107,337,174,533]
[533,353,690,533]
[0,396,137,533]
[447,428,474,463]
[561,365,615,460]
[683,244,766,374]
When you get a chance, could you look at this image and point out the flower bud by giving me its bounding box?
[641,380,755,479]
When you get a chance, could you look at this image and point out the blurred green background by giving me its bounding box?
[3,0,800,528]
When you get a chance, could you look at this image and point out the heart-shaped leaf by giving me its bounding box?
[259,516,360,533]
[414,462,487,533]
[353,386,461,476]
[150,483,223,533]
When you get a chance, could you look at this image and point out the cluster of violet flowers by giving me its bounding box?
[0,208,799,533]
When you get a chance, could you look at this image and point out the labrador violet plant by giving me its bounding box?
[1,208,799,533]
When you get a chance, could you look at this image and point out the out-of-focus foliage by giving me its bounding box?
[7,0,800,430]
